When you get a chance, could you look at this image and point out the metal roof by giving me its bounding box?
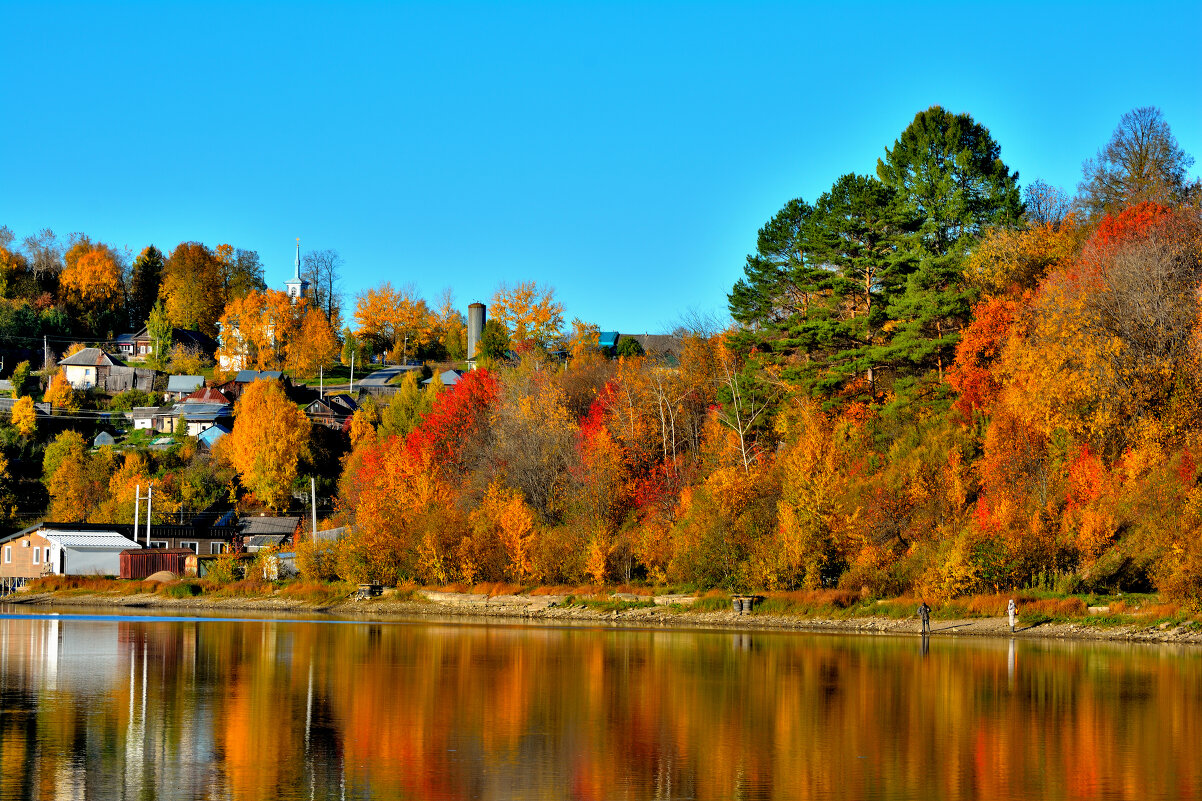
[41,530,142,550]
[240,517,300,536]
[235,370,284,383]
[423,369,463,386]
[598,331,620,349]
[197,424,230,446]
[246,534,287,548]
[58,348,125,367]
[166,375,204,392]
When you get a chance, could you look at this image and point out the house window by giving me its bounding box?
[181,541,199,554]
[149,541,168,549]
[3,546,9,563]
[44,547,51,564]
[210,542,228,554]
[32,547,39,565]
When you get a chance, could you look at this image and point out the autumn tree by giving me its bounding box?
[42,430,113,522]
[217,290,300,371]
[61,236,125,335]
[43,370,78,410]
[161,242,225,335]
[354,282,434,362]
[222,379,311,509]
[286,307,340,376]
[1078,107,1195,217]
[377,372,433,439]
[490,281,564,349]
[11,395,36,437]
[490,367,579,521]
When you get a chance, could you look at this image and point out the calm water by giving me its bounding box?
[0,609,1198,801]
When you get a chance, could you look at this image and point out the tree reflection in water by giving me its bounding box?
[0,614,1198,801]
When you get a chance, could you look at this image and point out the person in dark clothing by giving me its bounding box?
[917,601,931,635]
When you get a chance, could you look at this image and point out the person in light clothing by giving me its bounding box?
[1008,598,1018,633]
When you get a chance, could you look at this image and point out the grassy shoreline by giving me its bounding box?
[4,578,1201,644]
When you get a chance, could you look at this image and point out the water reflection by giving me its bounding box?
[0,612,1199,801]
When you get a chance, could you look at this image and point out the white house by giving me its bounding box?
[57,348,126,390]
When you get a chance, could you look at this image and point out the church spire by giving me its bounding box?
[285,237,309,301]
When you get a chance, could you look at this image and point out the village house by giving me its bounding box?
[304,393,359,429]
[240,516,302,552]
[165,375,204,401]
[0,525,142,583]
[215,370,290,401]
[152,402,232,437]
[58,348,125,390]
[115,326,219,360]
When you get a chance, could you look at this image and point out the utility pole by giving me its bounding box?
[349,350,354,393]
[310,477,318,541]
[319,365,323,397]
[134,484,141,543]
[43,336,49,370]
[145,484,153,547]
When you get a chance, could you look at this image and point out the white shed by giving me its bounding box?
[41,530,141,576]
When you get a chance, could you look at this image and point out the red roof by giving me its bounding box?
[183,387,232,405]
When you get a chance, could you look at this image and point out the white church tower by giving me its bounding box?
[285,237,310,301]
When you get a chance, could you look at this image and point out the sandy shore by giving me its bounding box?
[5,587,1201,645]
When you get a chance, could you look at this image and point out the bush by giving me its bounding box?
[295,538,341,582]
[160,581,204,599]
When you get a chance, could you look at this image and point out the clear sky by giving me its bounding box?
[2,1,1199,334]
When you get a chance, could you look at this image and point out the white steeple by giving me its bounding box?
[285,237,310,301]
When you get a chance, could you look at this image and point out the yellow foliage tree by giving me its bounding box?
[354,282,434,362]
[470,483,537,583]
[161,241,226,336]
[490,281,564,349]
[287,307,340,376]
[61,237,122,307]
[223,379,311,509]
[43,370,79,411]
[11,396,36,437]
[216,289,300,371]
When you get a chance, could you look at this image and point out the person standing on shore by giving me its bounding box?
[1008,598,1017,632]
[918,600,931,635]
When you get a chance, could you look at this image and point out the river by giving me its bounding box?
[0,608,1197,800]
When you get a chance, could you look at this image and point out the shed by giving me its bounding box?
[40,530,142,576]
[120,548,193,580]
[128,406,159,430]
[197,423,231,451]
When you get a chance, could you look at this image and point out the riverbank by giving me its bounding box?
[6,587,1202,645]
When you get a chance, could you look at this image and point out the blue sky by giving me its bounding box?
[2,1,1199,334]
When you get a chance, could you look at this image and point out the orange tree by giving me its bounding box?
[221,379,311,509]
